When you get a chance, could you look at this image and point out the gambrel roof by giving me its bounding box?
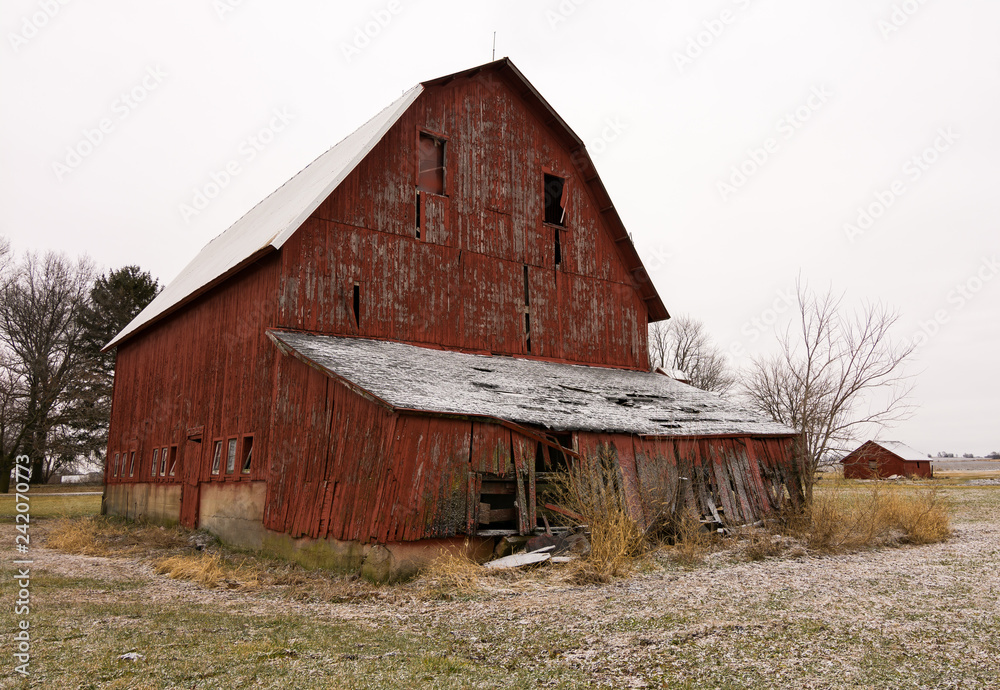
[269,330,796,438]
[106,59,668,350]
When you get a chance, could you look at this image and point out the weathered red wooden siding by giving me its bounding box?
[105,256,281,527]
[276,71,649,369]
[576,434,804,527]
[264,354,544,542]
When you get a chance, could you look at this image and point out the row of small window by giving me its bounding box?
[111,446,177,478]
[211,435,253,475]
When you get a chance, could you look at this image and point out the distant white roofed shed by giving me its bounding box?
[876,441,929,462]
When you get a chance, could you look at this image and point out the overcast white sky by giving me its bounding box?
[2,0,997,455]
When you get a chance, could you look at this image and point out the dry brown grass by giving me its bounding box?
[667,513,717,567]
[785,483,950,552]
[46,516,189,556]
[153,552,261,589]
[551,448,647,582]
[416,550,487,599]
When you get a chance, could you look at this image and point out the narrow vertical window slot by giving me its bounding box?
[352,283,361,328]
[554,227,562,266]
[415,191,422,239]
[523,265,531,353]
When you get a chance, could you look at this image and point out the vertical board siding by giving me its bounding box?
[576,434,803,528]
[106,256,281,527]
[282,71,651,369]
[268,355,536,542]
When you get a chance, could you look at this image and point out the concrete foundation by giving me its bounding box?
[198,481,268,549]
[104,483,181,524]
[105,480,494,582]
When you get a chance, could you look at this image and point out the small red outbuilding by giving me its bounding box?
[842,441,933,479]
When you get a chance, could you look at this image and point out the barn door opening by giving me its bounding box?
[475,474,520,534]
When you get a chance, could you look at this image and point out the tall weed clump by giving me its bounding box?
[788,483,950,552]
[550,446,648,582]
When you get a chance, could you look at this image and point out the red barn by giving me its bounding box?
[103,59,804,579]
[842,441,933,479]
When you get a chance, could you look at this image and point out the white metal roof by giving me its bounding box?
[875,441,929,462]
[104,85,422,350]
[269,330,797,438]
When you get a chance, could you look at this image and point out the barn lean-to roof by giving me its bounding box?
[105,58,668,351]
[268,330,796,438]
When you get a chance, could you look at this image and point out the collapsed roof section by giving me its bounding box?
[268,330,796,438]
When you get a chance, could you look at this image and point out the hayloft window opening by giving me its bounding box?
[128,451,136,477]
[211,440,222,475]
[159,446,169,476]
[167,446,178,477]
[352,283,361,328]
[543,173,566,226]
[112,452,120,477]
[226,438,238,474]
[241,435,254,474]
[417,132,446,195]
[150,448,159,477]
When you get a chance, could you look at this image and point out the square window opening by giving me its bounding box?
[543,174,566,226]
[417,132,445,195]
[167,447,178,477]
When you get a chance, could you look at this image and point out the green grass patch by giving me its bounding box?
[0,493,101,520]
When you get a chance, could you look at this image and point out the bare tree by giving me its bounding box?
[741,282,915,499]
[648,315,736,394]
[0,250,95,484]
